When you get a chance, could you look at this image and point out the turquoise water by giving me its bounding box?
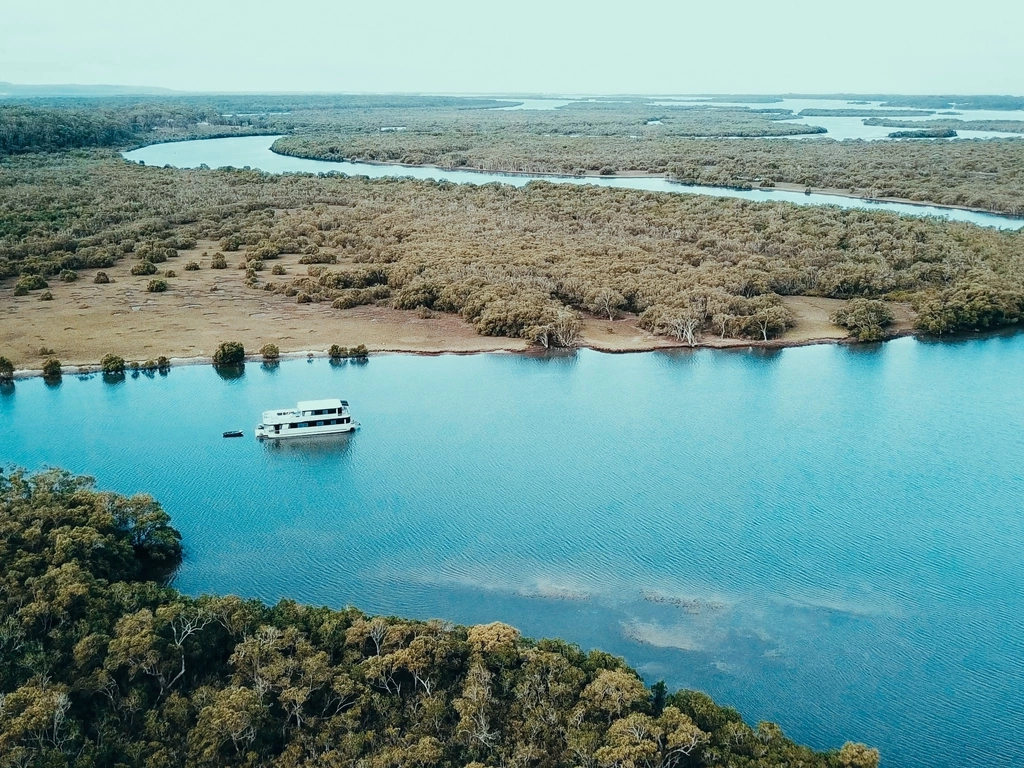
[122,137,1024,230]
[4,338,1024,768]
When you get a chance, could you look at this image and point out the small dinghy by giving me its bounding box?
[223,430,244,438]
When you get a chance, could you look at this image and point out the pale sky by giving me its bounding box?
[3,0,1022,95]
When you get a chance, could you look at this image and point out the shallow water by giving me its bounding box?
[123,136,1023,230]
[648,97,1024,141]
[5,337,1024,768]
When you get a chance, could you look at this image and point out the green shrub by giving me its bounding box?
[15,274,48,292]
[38,291,53,301]
[146,279,168,293]
[210,253,227,269]
[13,285,28,296]
[213,341,245,365]
[59,269,78,282]
[0,356,14,380]
[260,343,280,361]
[100,354,125,374]
[94,271,111,284]
[328,344,368,359]
[136,242,172,263]
[164,270,176,278]
[831,298,895,341]
[41,358,62,379]
[157,356,171,370]
[914,281,1024,335]
[38,346,55,356]
[184,261,200,271]
[331,285,391,309]
[220,235,242,251]
[271,264,286,275]
[298,252,337,265]
[131,261,157,276]
[296,292,312,304]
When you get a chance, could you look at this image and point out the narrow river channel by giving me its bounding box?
[123,136,1023,230]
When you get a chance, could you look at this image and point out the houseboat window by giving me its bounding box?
[289,423,298,428]
[317,421,324,427]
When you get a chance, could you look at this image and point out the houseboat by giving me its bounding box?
[255,398,357,440]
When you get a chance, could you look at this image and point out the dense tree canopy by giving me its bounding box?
[0,468,878,767]
[3,150,1024,344]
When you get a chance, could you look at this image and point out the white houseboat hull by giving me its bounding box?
[255,397,358,440]
[256,422,357,440]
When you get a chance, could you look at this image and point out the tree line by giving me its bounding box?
[3,151,1024,349]
[862,117,1024,134]
[0,102,279,154]
[0,467,879,767]
[274,131,1024,216]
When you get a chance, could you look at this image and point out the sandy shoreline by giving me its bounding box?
[1,234,919,379]
[0,232,917,379]
[5,333,917,381]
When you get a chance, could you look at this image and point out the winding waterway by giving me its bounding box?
[123,136,1024,230]
[6,338,1024,768]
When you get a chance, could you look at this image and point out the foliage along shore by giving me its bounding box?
[5,151,1024,352]
[265,143,1023,219]
[1,326,925,383]
[0,467,879,767]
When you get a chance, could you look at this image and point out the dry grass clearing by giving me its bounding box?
[0,242,523,369]
[1,239,898,371]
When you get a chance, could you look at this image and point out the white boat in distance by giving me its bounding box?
[256,398,357,440]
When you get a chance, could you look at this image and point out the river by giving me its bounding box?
[123,136,1023,230]
[5,338,1024,768]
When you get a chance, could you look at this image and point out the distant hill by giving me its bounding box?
[0,81,178,97]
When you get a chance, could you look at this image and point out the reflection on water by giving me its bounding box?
[5,340,1024,768]
[259,432,356,458]
[214,363,246,381]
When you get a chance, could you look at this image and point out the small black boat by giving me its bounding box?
[223,430,244,438]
